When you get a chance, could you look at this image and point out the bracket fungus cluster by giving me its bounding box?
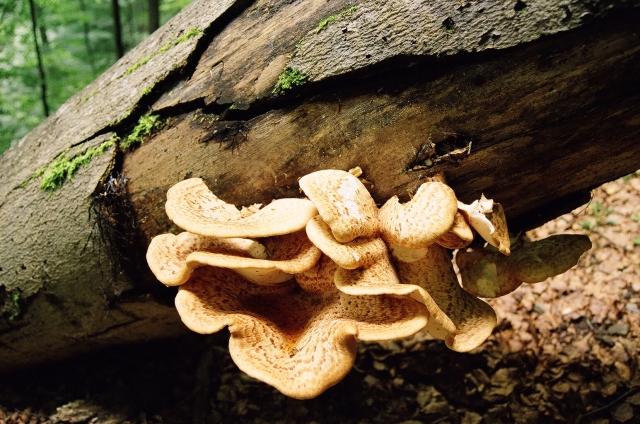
[147,169,592,399]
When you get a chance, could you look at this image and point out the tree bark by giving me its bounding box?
[1,0,639,370]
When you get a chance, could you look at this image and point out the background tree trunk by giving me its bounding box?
[1,0,639,370]
[148,0,160,33]
[28,0,49,117]
[111,0,124,58]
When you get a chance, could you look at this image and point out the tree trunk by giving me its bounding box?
[28,0,49,117]
[148,0,160,34]
[112,0,124,58]
[1,0,639,370]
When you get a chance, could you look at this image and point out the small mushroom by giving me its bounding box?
[395,244,497,352]
[436,211,475,250]
[147,230,321,285]
[166,178,318,238]
[305,215,386,269]
[379,181,458,249]
[457,195,510,255]
[299,170,379,242]
[457,234,592,298]
[175,264,428,399]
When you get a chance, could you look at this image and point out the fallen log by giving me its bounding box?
[1,0,639,369]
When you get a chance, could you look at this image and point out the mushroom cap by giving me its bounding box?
[457,234,592,298]
[147,230,321,286]
[298,170,379,243]
[306,215,387,269]
[436,211,475,250]
[396,244,497,352]
[379,181,458,249]
[175,265,428,399]
[455,247,521,298]
[166,178,318,238]
[334,252,456,336]
[147,232,268,286]
[458,196,510,255]
[511,234,592,283]
[187,230,322,285]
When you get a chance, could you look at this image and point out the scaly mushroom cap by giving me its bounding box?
[458,195,510,255]
[457,234,592,298]
[147,230,321,285]
[147,232,268,286]
[396,244,497,352]
[298,170,379,243]
[306,215,387,269]
[334,251,456,336]
[379,182,458,249]
[166,178,318,238]
[436,211,475,250]
[176,265,428,399]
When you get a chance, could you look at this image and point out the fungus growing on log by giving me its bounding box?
[175,264,428,399]
[456,234,592,298]
[299,169,379,242]
[166,178,318,238]
[457,195,511,255]
[147,170,591,398]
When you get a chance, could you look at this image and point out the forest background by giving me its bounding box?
[0,0,192,155]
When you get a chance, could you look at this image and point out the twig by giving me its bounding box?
[575,386,640,423]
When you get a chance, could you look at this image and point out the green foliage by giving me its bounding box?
[316,6,356,33]
[272,68,308,96]
[580,200,616,230]
[0,0,193,156]
[120,113,165,149]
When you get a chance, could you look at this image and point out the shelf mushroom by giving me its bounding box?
[175,262,429,399]
[457,194,510,255]
[146,168,593,399]
[299,169,379,242]
[165,178,318,238]
[147,230,322,285]
[456,234,592,298]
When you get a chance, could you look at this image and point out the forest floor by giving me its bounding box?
[1,172,639,424]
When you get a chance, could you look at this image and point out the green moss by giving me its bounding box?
[192,110,219,125]
[228,104,237,110]
[120,113,165,150]
[22,112,166,192]
[8,292,21,321]
[175,27,204,44]
[39,136,117,192]
[272,68,308,96]
[142,86,152,96]
[317,6,356,33]
[82,89,99,103]
[126,27,204,75]
[125,54,153,75]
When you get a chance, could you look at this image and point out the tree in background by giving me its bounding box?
[0,0,191,154]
